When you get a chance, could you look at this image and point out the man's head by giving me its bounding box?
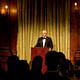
[42,30,47,37]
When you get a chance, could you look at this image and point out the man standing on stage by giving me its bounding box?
[35,30,53,51]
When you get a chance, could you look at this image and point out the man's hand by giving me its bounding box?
[49,48,51,51]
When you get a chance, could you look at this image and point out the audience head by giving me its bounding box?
[7,55,19,71]
[32,56,42,72]
[45,51,59,71]
[15,60,30,80]
[58,52,66,65]
[8,55,19,64]
[16,60,30,73]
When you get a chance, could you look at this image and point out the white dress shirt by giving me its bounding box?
[42,37,46,47]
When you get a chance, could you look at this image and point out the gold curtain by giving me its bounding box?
[17,0,70,63]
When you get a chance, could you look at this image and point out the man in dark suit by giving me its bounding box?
[35,30,53,51]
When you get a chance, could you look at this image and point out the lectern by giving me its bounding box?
[31,47,48,74]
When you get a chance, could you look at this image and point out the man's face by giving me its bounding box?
[42,31,47,37]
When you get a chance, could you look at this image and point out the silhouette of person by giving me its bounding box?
[7,55,19,80]
[31,56,43,80]
[43,51,70,80]
[16,60,30,80]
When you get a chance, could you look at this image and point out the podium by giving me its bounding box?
[31,47,49,74]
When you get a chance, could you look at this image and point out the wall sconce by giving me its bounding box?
[5,5,9,14]
[0,5,9,15]
[74,2,79,14]
[74,2,78,10]
[5,5,8,9]
[74,2,77,7]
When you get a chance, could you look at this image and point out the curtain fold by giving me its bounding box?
[17,0,70,63]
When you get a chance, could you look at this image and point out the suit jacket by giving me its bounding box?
[35,37,53,49]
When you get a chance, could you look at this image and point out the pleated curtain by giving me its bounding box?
[17,0,70,63]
